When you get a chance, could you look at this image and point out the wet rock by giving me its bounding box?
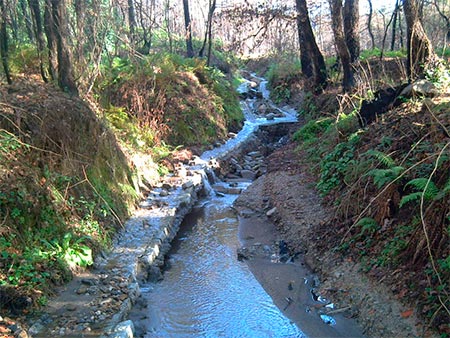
[81,278,97,286]
[237,247,250,261]
[110,320,135,338]
[266,113,275,120]
[160,189,169,197]
[182,181,194,190]
[227,187,242,194]
[266,207,277,217]
[258,104,268,114]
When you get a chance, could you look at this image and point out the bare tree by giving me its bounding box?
[367,0,375,49]
[183,0,194,57]
[433,0,450,42]
[403,0,435,81]
[329,0,354,92]
[391,0,400,50]
[199,0,216,66]
[295,0,327,91]
[343,0,360,62]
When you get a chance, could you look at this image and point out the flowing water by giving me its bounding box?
[131,190,306,337]
[128,77,309,337]
[128,77,364,337]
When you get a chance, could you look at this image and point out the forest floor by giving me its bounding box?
[235,140,433,337]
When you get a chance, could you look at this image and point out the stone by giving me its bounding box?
[76,286,89,295]
[258,104,267,114]
[266,207,277,217]
[161,183,172,190]
[266,113,275,120]
[182,181,194,190]
[240,170,256,180]
[227,187,242,195]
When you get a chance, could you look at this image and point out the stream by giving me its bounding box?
[129,190,305,337]
[127,76,363,337]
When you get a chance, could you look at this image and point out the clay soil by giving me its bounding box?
[235,141,433,338]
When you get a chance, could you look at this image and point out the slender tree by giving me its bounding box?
[128,0,136,43]
[0,0,11,84]
[19,0,34,42]
[295,0,327,91]
[403,0,435,81]
[367,0,375,49]
[44,0,56,80]
[343,0,360,62]
[183,0,194,57]
[28,0,48,82]
[329,0,354,92]
[391,0,400,51]
[50,0,78,95]
[434,0,450,42]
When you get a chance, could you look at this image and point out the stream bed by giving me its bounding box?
[126,76,364,337]
[129,190,305,337]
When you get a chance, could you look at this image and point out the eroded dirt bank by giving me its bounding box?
[234,141,427,338]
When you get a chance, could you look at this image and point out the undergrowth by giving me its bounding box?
[0,81,139,309]
[293,60,450,334]
[99,53,243,150]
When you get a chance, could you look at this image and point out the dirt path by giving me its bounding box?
[234,142,425,338]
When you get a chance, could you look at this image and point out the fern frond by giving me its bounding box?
[405,178,439,198]
[368,166,405,189]
[400,178,440,207]
[355,217,379,235]
[366,149,395,168]
[399,192,423,208]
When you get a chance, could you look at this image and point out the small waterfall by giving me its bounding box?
[259,80,271,100]
[199,169,214,197]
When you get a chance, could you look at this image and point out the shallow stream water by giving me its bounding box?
[130,191,306,337]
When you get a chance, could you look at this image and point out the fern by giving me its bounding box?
[399,178,440,208]
[366,149,395,167]
[356,217,379,235]
[369,166,405,189]
[436,177,450,200]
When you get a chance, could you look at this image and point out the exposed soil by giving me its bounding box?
[234,141,434,338]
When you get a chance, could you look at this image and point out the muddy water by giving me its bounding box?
[130,189,306,337]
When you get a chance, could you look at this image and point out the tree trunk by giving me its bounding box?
[367,0,375,49]
[164,0,172,53]
[391,0,399,51]
[295,0,327,92]
[28,0,48,82]
[199,0,216,60]
[329,0,354,92]
[0,0,11,84]
[434,0,450,42]
[183,0,194,57]
[398,6,404,48]
[206,0,216,66]
[44,0,56,80]
[19,0,34,42]
[380,5,397,59]
[50,0,78,95]
[128,0,136,43]
[73,0,86,63]
[343,0,360,63]
[403,0,435,81]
